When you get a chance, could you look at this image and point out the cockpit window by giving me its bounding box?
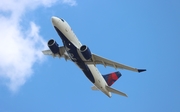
[60,18,64,22]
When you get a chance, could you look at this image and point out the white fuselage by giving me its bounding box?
[52,16,111,97]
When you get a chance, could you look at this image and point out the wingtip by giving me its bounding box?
[138,69,146,73]
[122,93,128,97]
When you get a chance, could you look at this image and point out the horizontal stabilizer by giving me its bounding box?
[91,85,99,91]
[106,86,128,97]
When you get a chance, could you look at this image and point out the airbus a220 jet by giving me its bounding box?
[42,16,146,97]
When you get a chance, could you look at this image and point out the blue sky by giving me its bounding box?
[0,0,180,112]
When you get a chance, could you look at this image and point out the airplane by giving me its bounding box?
[42,16,146,98]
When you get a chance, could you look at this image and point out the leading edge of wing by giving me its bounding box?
[42,46,71,61]
[85,54,146,73]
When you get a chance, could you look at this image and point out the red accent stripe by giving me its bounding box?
[107,72,119,86]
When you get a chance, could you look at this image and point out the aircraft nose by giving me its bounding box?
[51,16,59,26]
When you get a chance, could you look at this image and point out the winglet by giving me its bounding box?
[138,69,146,73]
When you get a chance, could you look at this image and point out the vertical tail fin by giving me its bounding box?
[102,71,121,86]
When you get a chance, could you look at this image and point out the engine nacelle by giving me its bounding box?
[48,39,59,54]
[80,45,92,60]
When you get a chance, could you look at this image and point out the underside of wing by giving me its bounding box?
[85,54,146,73]
[42,46,71,61]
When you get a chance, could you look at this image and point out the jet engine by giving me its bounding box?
[48,39,59,54]
[80,45,92,60]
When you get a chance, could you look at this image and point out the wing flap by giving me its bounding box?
[85,54,146,73]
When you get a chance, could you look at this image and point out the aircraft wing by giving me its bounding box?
[85,54,146,73]
[42,46,71,61]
